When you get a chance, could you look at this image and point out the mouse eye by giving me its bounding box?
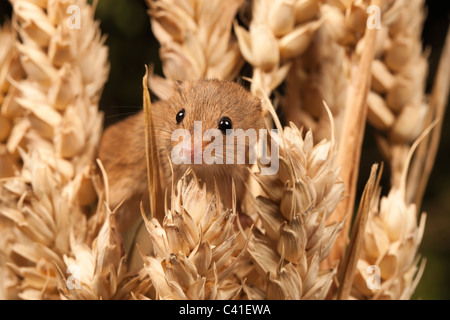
[176,109,185,125]
[218,117,232,135]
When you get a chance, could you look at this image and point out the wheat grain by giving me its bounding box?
[235,0,321,97]
[147,0,244,99]
[0,0,137,300]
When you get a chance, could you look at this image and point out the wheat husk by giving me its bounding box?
[234,0,321,98]
[409,27,450,208]
[0,20,24,299]
[280,26,348,144]
[277,2,443,302]
[350,130,431,299]
[146,0,245,99]
[336,163,381,300]
[276,0,380,272]
[346,0,447,299]
[364,0,430,195]
[0,0,146,300]
[0,21,23,179]
[139,174,245,300]
[233,96,345,300]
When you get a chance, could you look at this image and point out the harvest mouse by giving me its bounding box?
[98,79,265,231]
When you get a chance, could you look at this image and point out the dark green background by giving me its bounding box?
[0,0,449,300]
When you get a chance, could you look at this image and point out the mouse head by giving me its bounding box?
[154,79,265,178]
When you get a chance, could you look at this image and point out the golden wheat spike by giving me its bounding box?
[0,0,140,300]
[242,95,345,299]
[146,0,244,99]
[351,124,437,299]
[140,173,245,300]
[235,0,321,97]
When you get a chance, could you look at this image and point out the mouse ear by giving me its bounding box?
[174,80,184,95]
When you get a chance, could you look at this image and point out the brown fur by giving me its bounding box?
[98,79,264,231]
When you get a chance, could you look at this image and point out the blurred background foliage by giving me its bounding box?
[0,0,449,299]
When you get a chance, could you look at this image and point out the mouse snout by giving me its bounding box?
[171,132,223,165]
[181,144,195,163]
[171,133,204,164]
[174,138,195,164]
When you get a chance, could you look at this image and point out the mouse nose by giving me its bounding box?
[180,144,195,163]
